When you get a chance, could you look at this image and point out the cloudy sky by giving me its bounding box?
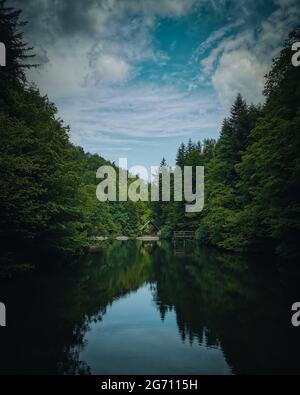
[11,0,300,168]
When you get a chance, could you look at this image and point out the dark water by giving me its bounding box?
[0,240,300,375]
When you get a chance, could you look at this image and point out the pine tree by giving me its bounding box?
[160,157,167,167]
[176,143,186,166]
[264,26,300,119]
[229,93,251,160]
[187,138,194,155]
[0,0,36,86]
[236,26,300,259]
[196,141,202,153]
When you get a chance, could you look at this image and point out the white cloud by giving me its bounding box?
[57,84,225,148]
[106,0,198,19]
[212,51,267,107]
[91,54,131,83]
[201,32,254,76]
[193,20,244,59]
[198,0,300,108]
[13,0,300,164]
[16,0,200,98]
[27,37,89,97]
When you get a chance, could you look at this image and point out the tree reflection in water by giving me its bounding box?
[0,240,299,374]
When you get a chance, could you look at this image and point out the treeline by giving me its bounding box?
[0,1,146,271]
[1,0,299,271]
[156,27,300,260]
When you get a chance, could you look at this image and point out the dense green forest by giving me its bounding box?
[0,0,299,276]
[0,1,147,273]
[155,27,300,260]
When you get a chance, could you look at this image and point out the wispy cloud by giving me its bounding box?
[10,0,300,166]
[197,0,300,107]
[16,0,199,97]
[58,84,225,145]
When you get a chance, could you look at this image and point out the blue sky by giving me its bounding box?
[12,0,300,169]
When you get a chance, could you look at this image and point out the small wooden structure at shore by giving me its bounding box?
[90,235,159,242]
[173,231,195,239]
[90,227,195,245]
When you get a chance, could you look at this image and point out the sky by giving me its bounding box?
[11,0,300,169]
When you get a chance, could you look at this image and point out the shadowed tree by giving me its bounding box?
[0,0,36,86]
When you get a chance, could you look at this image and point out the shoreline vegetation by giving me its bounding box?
[0,1,299,276]
[152,27,300,262]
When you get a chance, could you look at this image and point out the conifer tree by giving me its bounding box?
[0,0,35,85]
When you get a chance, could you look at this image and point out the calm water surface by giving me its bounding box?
[0,241,299,374]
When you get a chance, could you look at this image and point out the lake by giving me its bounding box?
[0,240,299,375]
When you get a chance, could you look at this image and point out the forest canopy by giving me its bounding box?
[0,0,299,275]
[0,1,147,272]
[155,27,300,260]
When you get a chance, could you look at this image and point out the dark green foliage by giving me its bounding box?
[0,3,146,271]
[264,27,300,118]
[153,139,216,238]
[157,27,300,261]
[1,0,299,270]
[0,0,36,86]
[232,27,300,259]
[0,82,146,264]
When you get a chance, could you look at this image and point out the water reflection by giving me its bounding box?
[0,241,299,374]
